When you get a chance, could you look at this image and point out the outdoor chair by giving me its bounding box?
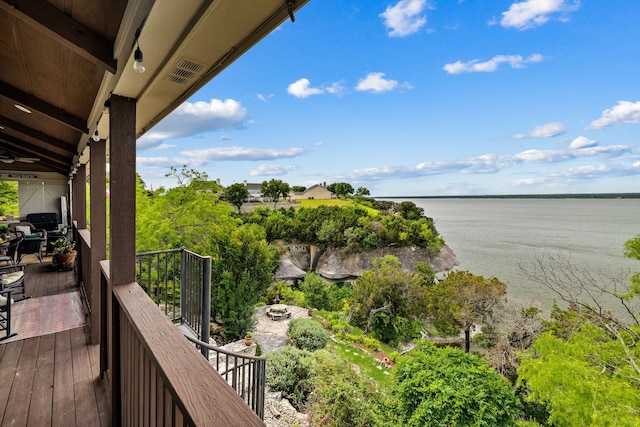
[0,264,27,300]
[9,222,47,263]
[0,237,22,265]
[0,288,16,341]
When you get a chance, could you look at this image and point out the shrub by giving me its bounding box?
[289,318,329,351]
[265,346,316,409]
[308,350,387,426]
[363,336,381,351]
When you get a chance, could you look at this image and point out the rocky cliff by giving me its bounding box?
[275,244,459,282]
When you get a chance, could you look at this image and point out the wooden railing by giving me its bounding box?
[101,262,265,426]
[185,335,266,419]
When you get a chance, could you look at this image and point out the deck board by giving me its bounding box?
[0,260,109,426]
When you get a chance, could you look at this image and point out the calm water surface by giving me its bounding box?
[396,198,640,312]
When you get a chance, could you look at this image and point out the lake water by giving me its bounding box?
[391,198,640,314]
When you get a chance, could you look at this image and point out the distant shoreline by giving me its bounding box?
[377,193,640,200]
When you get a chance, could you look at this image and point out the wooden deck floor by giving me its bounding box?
[0,260,110,426]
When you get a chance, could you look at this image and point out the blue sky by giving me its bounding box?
[136,0,640,196]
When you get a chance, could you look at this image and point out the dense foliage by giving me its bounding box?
[265,346,316,410]
[392,341,521,426]
[242,202,443,254]
[288,318,329,351]
[428,270,507,351]
[260,178,290,208]
[349,255,427,345]
[223,182,249,213]
[308,350,387,427]
[0,181,18,217]
[135,169,278,340]
[515,234,640,426]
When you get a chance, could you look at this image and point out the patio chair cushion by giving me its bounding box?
[0,293,14,307]
[26,233,43,238]
[15,226,32,236]
[1,271,23,286]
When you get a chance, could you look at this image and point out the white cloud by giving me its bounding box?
[249,164,298,176]
[342,142,631,182]
[356,72,412,93]
[137,156,195,168]
[569,136,597,149]
[588,100,640,129]
[156,143,176,150]
[287,78,346,98]
[180,146,306,162]
[380,0,428,37]
[513,121,566,138]
[287,78,324,98]
[137,99,247,149]
[500,0,580,30]
[325,81,347,96]
[443,54,543,74]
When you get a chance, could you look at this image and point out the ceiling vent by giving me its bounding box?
[165,58,206,85]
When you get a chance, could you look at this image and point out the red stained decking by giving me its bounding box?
[0,259,109,426]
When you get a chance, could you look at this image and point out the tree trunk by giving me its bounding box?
[464,326,471,353]
[365,303,390,334]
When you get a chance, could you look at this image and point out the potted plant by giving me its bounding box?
[244,331,253,346]
[52,238,76,265]
[0,224,8,240]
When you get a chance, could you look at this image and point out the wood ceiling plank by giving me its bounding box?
[0,81,88,134]
[0,133,74,165]
[0,116,77,151]
[0,0,116,73]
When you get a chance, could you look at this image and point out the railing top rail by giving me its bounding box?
[182,248,212,260]
[135,247,211,261]
[183,334,266,361]
[135,248,183,257]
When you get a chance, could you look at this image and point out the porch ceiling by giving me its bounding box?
[0,0,310,179]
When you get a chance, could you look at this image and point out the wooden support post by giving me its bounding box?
[108,95,136,285]
[107,94,136,427]
[90,139,107,344]
[75,164,87,229]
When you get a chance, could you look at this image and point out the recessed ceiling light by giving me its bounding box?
[0,125,4,130]
[14,104,31,114]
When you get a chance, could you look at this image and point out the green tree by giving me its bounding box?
[516,245,640,426]
[136,168,278,339]
[210,222,279,339]
[624,233,640,295]
[0,181,18,216]
[260,179,290,208]
[291,185,306,193]
[518,317,640,426]
[392,341,520,426]
[326,182,354,198]
[224,182,249,213]
[355,186,370,197]
[349,255,427,345]
[429,270,506,352]
[301,272,331,310]
[395,201,424,220]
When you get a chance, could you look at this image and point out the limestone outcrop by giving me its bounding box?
[275,244,459,282]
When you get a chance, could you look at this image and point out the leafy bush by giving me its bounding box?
[392,341,521,426]
[265,346,316,409]
[363,336,381,351]
[289,318,329,351]
[308,350,388,426]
